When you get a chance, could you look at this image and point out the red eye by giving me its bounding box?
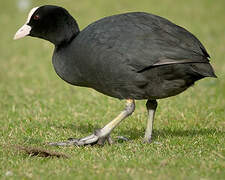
[33,15,40,20]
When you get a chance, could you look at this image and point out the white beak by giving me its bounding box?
[14,7,39,40]
[14,24,32,40]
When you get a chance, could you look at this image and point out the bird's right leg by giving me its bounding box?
[143,99,158,143]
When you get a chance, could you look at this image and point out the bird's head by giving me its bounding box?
[14,5,80,46]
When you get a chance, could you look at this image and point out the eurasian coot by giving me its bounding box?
[14,5,216,146]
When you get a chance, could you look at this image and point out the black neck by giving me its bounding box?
[53,18,80,47]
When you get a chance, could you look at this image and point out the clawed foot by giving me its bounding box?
[48,129,113,146]
[143,137,153,144]
[48,100,134,147]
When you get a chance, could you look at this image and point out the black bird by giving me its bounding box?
[14,5,216,146]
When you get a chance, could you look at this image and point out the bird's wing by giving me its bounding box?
[78,12,210,73]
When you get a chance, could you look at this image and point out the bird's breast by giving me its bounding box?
[52,50,86,86]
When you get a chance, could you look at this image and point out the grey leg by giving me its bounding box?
[143,100,158,143]
[49,99,135,146]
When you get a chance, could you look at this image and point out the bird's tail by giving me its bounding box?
[190,62,217,78]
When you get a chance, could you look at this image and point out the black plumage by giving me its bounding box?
[51,11,216,100]
[14,5,216,145]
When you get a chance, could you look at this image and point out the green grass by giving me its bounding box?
[0,0,225,179]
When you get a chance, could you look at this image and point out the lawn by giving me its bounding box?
[0,0,224,179]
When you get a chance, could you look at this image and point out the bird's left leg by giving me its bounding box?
[49,99,135,146]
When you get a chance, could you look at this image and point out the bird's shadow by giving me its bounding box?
[55,123,224,140]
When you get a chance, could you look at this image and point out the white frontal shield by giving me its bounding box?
[14,7,39,40]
